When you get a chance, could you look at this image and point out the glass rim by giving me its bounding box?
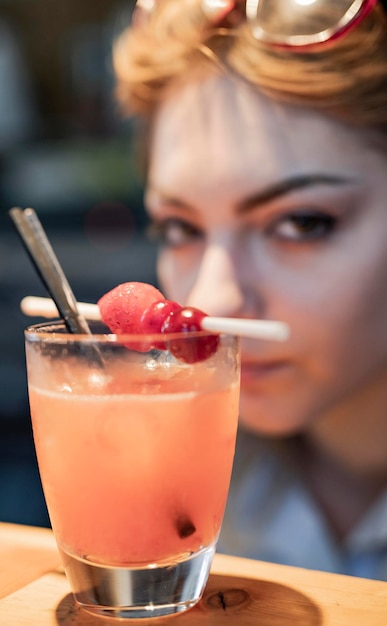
[24,320,231,344]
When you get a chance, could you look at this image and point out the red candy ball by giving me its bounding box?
[141,300,182,349]
[98,282,165,335]
[162,307,219,363]
[141,300,182,334]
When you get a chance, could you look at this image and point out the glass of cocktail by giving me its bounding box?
[25,320,240,619]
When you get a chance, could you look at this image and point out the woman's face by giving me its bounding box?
[145,73,387,437]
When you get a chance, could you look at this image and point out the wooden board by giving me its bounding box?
[2,537,387,626]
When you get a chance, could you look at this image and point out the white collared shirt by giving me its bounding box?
[218,428,387,581]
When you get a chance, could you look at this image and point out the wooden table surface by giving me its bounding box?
[1,522,387,625]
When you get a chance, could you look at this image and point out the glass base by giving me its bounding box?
[59,543,215,619]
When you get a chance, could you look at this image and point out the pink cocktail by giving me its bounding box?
[25,321,240,619]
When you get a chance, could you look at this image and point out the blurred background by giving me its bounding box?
[0,0,158,526]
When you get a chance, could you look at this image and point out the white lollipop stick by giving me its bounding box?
[21,296,101,321]
[201,316,289,341]
[21,296,290,342]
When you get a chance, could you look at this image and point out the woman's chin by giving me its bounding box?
[239,393,306,439]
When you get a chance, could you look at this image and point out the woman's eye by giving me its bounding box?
[270,212,336,242]
[147,218,202,247]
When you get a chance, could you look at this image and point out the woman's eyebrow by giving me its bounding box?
[146,186,195,211]
[236,174,354,214]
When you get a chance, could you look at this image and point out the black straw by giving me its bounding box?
[9,207,104,365]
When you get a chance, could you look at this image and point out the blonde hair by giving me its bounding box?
[113,0,387,127]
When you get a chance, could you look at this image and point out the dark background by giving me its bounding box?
[0,0,158,526]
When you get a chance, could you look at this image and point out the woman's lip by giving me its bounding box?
[241,361,288,383]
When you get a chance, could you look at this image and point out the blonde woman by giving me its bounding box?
[113,0,387,579]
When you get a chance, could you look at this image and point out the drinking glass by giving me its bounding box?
[25,321,240,619]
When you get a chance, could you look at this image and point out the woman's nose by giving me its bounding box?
[185,242,246,318]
